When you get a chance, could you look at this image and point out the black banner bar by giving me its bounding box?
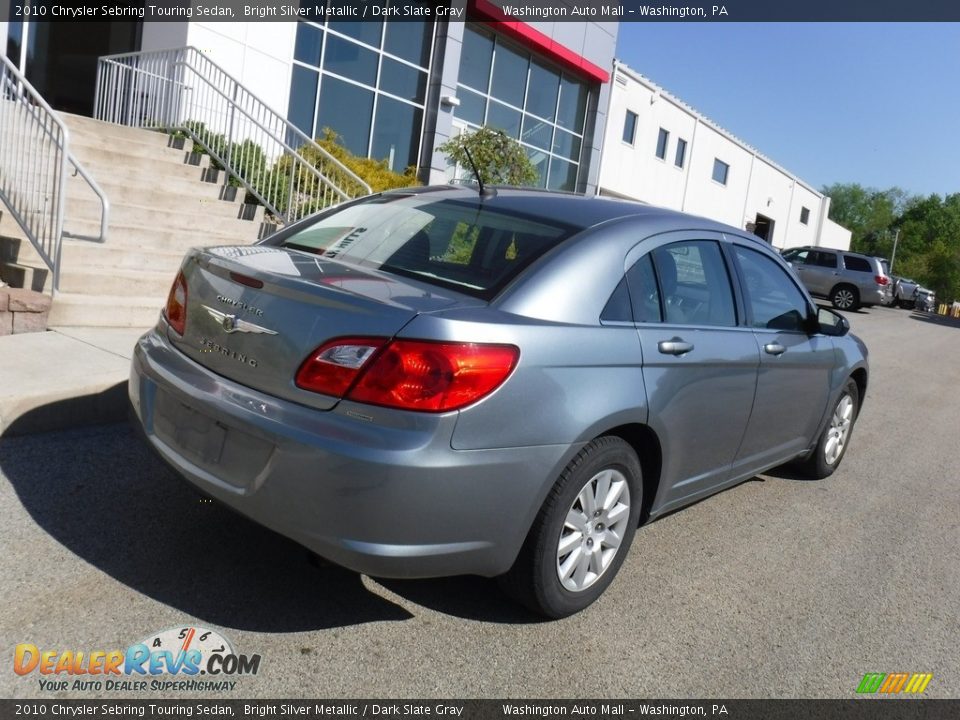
[2,700,960,720]
[7,0,960,22]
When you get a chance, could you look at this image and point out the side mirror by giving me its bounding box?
[812,307,850,337]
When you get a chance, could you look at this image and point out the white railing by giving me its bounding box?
[0,55,109,293]
[94,47,371,224]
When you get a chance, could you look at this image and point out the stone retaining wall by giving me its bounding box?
[0,287,51,335]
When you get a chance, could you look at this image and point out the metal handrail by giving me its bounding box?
[64,153,110,244]
[94,47,371,225]
[0,54,109,294]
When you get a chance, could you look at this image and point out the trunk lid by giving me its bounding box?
[170,246,473,409]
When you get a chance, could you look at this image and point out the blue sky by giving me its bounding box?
[614,23,960,198]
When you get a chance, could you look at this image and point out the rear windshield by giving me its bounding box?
[273,195,575,300]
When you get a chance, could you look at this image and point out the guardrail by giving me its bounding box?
[0,55,109,293]
[94,46,371,225]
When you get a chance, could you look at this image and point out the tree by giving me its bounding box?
[439,126,539,187]
[894,193,960,302]
[821,183,906,256]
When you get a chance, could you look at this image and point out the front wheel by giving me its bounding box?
[797,379,860,479]
[499,436,643,618]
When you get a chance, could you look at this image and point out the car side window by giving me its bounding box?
[600,277,632,323]
[650,241,736,326]
[625,254,662,323]
[843,255,871,272]
[811,251,838,268]
[735,246,811,332]
[782,249,808,264]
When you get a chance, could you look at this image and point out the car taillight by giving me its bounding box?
[296,338,520,412]
[875,275,889,286]
[295,337,386,397]
[164,271,188,335]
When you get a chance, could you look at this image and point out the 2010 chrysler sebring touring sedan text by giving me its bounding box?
[130,186,868,617]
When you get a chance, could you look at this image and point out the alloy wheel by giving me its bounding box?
[556,468,631,592]
[824,394,854,465]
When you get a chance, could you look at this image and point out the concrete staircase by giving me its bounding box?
[0,112,268,327]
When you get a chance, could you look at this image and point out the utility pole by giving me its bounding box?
[889,228,900,273]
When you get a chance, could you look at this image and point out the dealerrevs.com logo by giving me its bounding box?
[14,626,261,693]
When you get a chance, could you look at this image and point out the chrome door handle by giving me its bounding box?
[658,339,694,356]
[764,342,786,356]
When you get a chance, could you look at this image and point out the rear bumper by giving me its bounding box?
[864,287,890,306]
[129,327,573,578]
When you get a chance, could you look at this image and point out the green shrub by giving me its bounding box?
[438,126,538,187]
[169,123,419,221]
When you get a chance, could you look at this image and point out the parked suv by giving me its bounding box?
[781,247,892,310]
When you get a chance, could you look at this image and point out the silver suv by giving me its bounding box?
[782,247,892,311]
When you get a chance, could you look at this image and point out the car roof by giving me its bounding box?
[385,185,758,239]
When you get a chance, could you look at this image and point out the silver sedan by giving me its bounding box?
[130,186,868,617]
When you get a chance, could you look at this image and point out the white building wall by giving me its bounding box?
[140,22,189,54]
[184,22,297,118]
[819,218,853,250]
[599,63,850,251]
[680,121,753,229]
[603,79,695,208]
[783,184,822,248]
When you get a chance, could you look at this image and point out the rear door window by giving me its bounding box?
[811,251,838,268]
[648,241,736,326]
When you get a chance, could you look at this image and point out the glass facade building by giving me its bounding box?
[1,7,616,192]
[454,24,591,191]
[285,17,611,191]
[288,18,435,174]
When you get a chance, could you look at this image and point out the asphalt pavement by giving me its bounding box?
[1,306,958,699]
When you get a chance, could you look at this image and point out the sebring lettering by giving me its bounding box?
[200,337,259,367]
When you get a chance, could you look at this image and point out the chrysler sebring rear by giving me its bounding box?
[130,187,868,617]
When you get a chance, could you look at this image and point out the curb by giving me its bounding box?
[0,327,146,438]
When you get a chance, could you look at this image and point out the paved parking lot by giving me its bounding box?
[1,306,958,699]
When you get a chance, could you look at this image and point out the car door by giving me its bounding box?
[807,250,841,296]
[625,232,760,511]
[727,241,835,476]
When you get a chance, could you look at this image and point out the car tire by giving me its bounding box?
[797,378,859,480]
[830,285,860,311]
[499,436,643,618]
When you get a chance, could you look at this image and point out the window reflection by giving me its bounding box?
[454,23,592,191]
[288,20,432,174]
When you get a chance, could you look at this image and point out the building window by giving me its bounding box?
[675,138,687,168]
[800,206,810,225]
[623,110,638,145]
[453,23,592,191]
[287,19,434,173]
[712,158,729,185]
[655,128,669,160]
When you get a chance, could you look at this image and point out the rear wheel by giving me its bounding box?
[830,285,860,311]
[798,379,859,479]
[499,437,643,618]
